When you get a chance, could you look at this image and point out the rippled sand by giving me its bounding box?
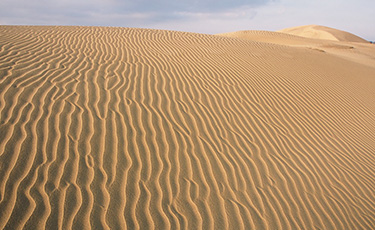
[0,25,374,229]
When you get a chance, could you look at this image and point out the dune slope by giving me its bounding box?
[0,26,375,230]
[218,29,375,69]
[278,25,368,43]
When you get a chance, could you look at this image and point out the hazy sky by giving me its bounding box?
[1,0,374,41]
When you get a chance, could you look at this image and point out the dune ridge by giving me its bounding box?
[278,25,369,43]
[218,29,375,69]
[0,25,375,229]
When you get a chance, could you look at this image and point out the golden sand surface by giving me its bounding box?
[0,25,374,229]
[278,25,369,43]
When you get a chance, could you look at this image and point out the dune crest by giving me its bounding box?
[278,25,368,43]
[0,26,375,229]
[218,28,375,68]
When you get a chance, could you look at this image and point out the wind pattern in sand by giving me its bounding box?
[0,26,375,229]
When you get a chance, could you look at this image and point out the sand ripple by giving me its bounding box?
[0,26,375,229]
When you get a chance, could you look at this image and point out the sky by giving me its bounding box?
[1,0,374,41]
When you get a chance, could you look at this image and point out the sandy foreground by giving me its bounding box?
[0,25,374,229]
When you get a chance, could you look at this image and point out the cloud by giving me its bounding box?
[1,0,374,40]
[0,0,272,26]
[146,6,258,34]
[125,0,270,12]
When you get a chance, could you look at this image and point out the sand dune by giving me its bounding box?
[0,25,375,229]
[278,25,369,43]
[218,29,375,70]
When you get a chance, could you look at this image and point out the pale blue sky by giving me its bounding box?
[1,0,374,41]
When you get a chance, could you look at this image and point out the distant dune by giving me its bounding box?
[218,28,375,69]
[0,25,374,229]
[278,24,369,43]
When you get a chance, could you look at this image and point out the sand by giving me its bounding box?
[0,25,374,229]
[278,25,369,43]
